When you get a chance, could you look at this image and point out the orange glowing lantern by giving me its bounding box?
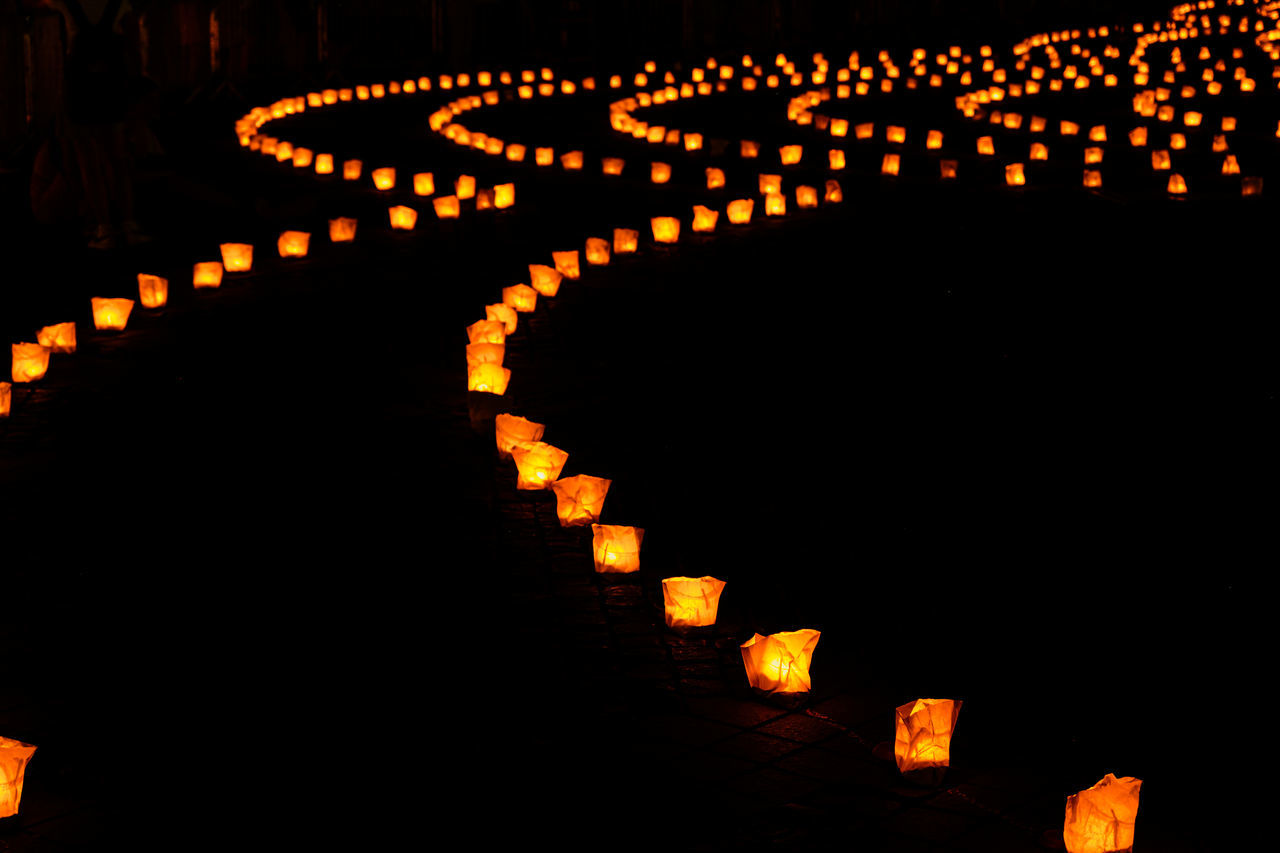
[685,133,703,151]
[1030,142,1049,160]
[684,204,718,232]
[535,147,554,166]
[466,319,506,345]
[315,154,334,174]
[495,413,545,458]
[824,180,843,202]
[506,144,526,162]
[828,149,846,170]
[388,206,418,230]
[1169,133,1186,150]
[561,151,584,170]
[705,168,726,189]
[486,303,518,335]
[468,363,510,394]
[1242,176,1263,196]
[1167,173,1188,194]
[529,265,563,296]
[1061,121,1080,136]
[591,524,643,573]
[926,130,943,149]
[1063,774,1141,853]
[764,192,786,216]
[662,577,727,630]
[894,698,962,775]
[455,175,476,199]
[795,185,818,208]
[886,125,906,144]
[276,230,310,257]
[413,173,435,195]
[0,737,37,817]
[291,147,313,168]
[741,630,820,694]
[882,153,900,176]
[727,199,755,224]
[854,122,874,140]
[614,228,639,254]
[10,344,50,382]
[758,174,782,195]
[1088,125,1107,142]
[1005,163,1025,186]
[193,262,223,289]
[650,162,672,183]
[740,140,760,158]
[466,342,505,368]
[940,160,958,180]
[36,323,76,353]
[491,183,514,209]
[511,441,569,489]
[433,196,461,219]
[585,238,611,266]
[1084,147,1104,164]
[1129,127,1148,146]
[977,136,995,155]
[137,274,168,309]
[552,475,611,527]
[91,297,134,330]
[0,382,8,417]
[503,284,538,313]
[343,160,362,181]
[371,168,396,190]
[1083,170,1102,188]
[552,251,581,280]
[779,144,803,164]
[1222,155,1240,175]
[1184,111,1202,127]
[220,243,253,272]
[329,218,357,243]
[602,158,625,176]
[651,217,680,243]
[1151,150,1171,170]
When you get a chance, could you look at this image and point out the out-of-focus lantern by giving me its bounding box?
[1212,134,1228,153]
[511,441,569,489]
[764,192,786,216]
[506,144,526,162]
[1169,133,1186,150]
[591,524,643,573]
[220,243,253,272]
[0,737,37,817]
[455,175,476,199]
[433,196,461,219]
[503,284,538,313]
[651,216,680,243]
[91,297,134,330]
[886,125,906,143]
[1151,150,1171,170]
[1242,176,1263,196]
[684,133,703,151]
[193,262,223,289]
[535,147,554,166]
[343,159,362,181]
[1088,125,1107,142]
[466,342,505,368]
[692,205,719,232]
[495,413,545,458]
[0,382,9,417]
[828,149,846,170]
[854,122,874,140]
[552,474,611,526]
[467,363,510,394]
[882,153,900,176]
[727,199,754,224]
[977,136,995,155]
[662,577,726,630]
[758,173,781,194]
[371,83,385,98]
[740,630,821,694]
[1084,147,1103,164]
[602,157,625,175]
[355,85,370,100]
[36,323,76,353]
[894,698,962,775]
[795,185,818,208]
[1030,142,1049,160]
[529,264,563,296]
[1129,127,1148,146]
[277,231,310,257]
[830,118,849,137]
[466,319,506,345]
[10,344,50,382]
[552,251,580,280]
[561,150,584,169]
[926,130,943,149]
[779,144,803,164]
[614,228,639,253]
[372,167,396,190]
[315,154,334,174]
[1083,170,1102,188]
[585,238,611,266]
[1061,120,1080,136]
[824,179,843,202]
[388,206,418,230]
[1005,163,1025,186]
[486,303,518,335]
[1167,173,1187,194]
[650,162,671,183]
[940,159,958,179]
[1063,774,1142,853]
[705,167,726,189]
[413,172,435,195]
[1222,155,1240,175]
[740,140,760,158]
[329,218,357,242]
[1184,111,1202,126]
[137,274,168,308]
[292,147,313,168]
[494,183,515,209]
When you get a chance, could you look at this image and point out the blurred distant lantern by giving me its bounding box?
[466,342,505,368]
[503,284,538,313]
[692,205,719,232]
[0,382,9,417]
[1242,176,1263,196]
[467,362,510,394]
[356,85,369,99]
[220,243,253,272]
[552,251,581,280]
[193,262,224,289]
[413,173,435,195]
[343,160,362,181]
[371,84,385,98]
[136,274,168,309]
[926,130,943,149]
[329,218,358,242]
[1088,125,1107,142]
[651,216,680,243]
[650,162,671,183]
[511,441,569,489]
[552,474,611,527]
[1063,774,1142,853]
[894,698,962,776]
[828,149,846,169]
[1030,142,1049,160]
[705,168,726,189]
[1167,173,1188,195]
[433,196,461,219]
[506,144,526,162]
[1129,127,1148,146]
[881,154,900,176]
[495,413,545,459]
[320,88,336,104]
[613,228,639,253]
[277,231,310,257]
[36,323,76,353]
[647,126,666,144]
[292,147,313,168]
[372,168,396,190]
[315,154,334,174]
[977,136,995,155]
[91,297,134,330]
[10,344,50,382]
[274,141,293,162]
[486,303,518,335]
[886,125,906,143]
[758,173,781,195]
[535,147,554,166]
[684,133,703,151]
[494,184,515,209]
[1005,164,1025,186]
[727,199,755,224]
[1003,113,1022,130]
[779,144,803,164]
[1151,150,1171,170]
[561,151,584,169]
[591,524,643,573]
[455,175,476,199]
[1212,134,1228,153]
[1084,147,1103,164]
[1222,155,1240,175]
[0,737,37,817]
[475,189,495,210]
[830,119,849,137]
[741,629,821,694]
[740,140,760,158]
[466,319,506,346]
[1184,111,1202,127]
[602,158,626,175]
[940,160,958,180]
[662,576,726,630]
[585,238,611,266]
[1222,116,1236,132]
[529,265,563,296]
[388,206,418,230]
[388,81,400,94]
[1030,116,1046,132]
[854,122,874,140]
[795,185,818,208]
[1060,121,1080,136]
[824,180,843,202]
[1169,134,1186,151]
[1083,170,1102,188]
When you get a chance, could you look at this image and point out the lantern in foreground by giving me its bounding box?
[552,474,611,526]
[467,363,510,394]
[329,218,357,242]
[389,206,418,230]
[613,228,639,254]
[220,243,253,272]
[137,274,168,308]
[36,323,76,353]
[591,524,643,573]
[511,441,569,489]
[662,577,726,630]
[503,284,538,313]
[692,205,719,232]
[91,298,134,330]
[0,737,37,817]
[0,382,9,417]
[529,265,563,297]
[495,413,545,459]
[1063,774,1142,853]
[193,262,224,289]
[585,238,611,266]
[651,217,680,243]
[10,344,49,383]
[552,251,581,280]
[894,698,962,774]
[741,629,820,694]
[372,167,396,190]
[277,230,310,257]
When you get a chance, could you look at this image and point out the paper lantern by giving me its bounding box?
[881,153,900,176]
[758,173,782,195]
[371,168,396,190]
[977,136,995,155]
[828,149,846,169]
[1061,120,1080,136]
[547,251,580,280]
[824,180,843,203]
[475,189,494,211]
[529,265,563,296]
[466,319,506,345]
[1184,111,1202,126]
[647,126,666,144]
[1169,133,1186,150]
[329,218,357,242]
[0,737,37,818]
[1029,142,1049,161]
[741,629,820,694]
[91,297,134,330]
[355,85,369,100]
[1063,774,1142,853]
[585,238,611,266]
[455,175,476,199]
[0,382,9,417]
[1083,170,1102,188]
[1167,173,1188,194]
[535,147,554,166]
[662,577,726,630]
[613,228,639,254]
[727,199,754,224]
[886,125,906,144]
[10,344,50,382]
[740,140,760,158]
[388,206,418,230]
[552,474,612,527]
[291,147,313,168]
[926,130,943,149]
[651,217,680,243]
[505,144,526,162]
[495,413,545,459]
[315,154,334,174]
[193,262,224,289]
[274,141,293,162]
[1222,155,1240,175]
[486,303,518,335]
[854,122,874,140]
[1084,147,1104,164]
[1242,176,1263,197]
[413,173,435,195]
[467,362,510,394]
[894,698,962,774]
[1151,150,1171,170]
[779,144,803,165]
[277,231,310,257]
[830,119,849,137]
[132,273,169,309]
[340,161,362,182]
[466,342,505,368]
[1088,125,1107,142]
[940,160,958,179]
[1004,164,1025,186]
[433,196,460,219]
[220,243,253,272]
[561,151,584,169]
[1129,127,1148,146]
[691,205,719,232]
[650,162,671,184]
[503,284,538,313]
[511,441,569,489]
[36,323,76,353]
[371,83,385,98]
[684,133,703,151]
[591,524,643,573]
[494,184,515,209]
[602,158,626,175]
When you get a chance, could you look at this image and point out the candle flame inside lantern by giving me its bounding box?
[503,284,538,313]
[726,198,755,224]
[662,577,726,629]
[494,183,515,209]
[591,524,644,573]
[511,441,569,489]
[372,167,396,190]
[894,698,962,773]
[91,297,135,330]
[613,228,639,254]
[602,157,626,175]
[740,630,821,693]
[650,216,680,243]
[413,172,435,195]
[10,343,50,382]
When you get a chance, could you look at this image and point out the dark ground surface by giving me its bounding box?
[0,66,1274,852]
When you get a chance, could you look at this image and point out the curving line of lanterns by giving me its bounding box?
[10,2,1275,849]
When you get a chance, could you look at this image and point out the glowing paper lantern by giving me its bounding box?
[552,474,611,527]
[329,218,357,242]
[881,154,900,176]
[591,524,643,573]
[495,413,545,459]
[494,184,515,209]
[372,168,396,190]
[692,205,719,232]
[727,199,754,224]
[385,206,416,230]
[91,297,134,330]
[1063,775,1141,853]
[292,147,313,168]
[535,147,554,166]
[894,698,962,774]
[1151,150,1171,170]
[779,144,803,164]
[466,319,506,345]
[511,441,569,489]
[0,737,37,817]
[824,180,843,202]
[137,274,168,309]
[413,173,435,195]
[433,196,460,219]
[466,342,505,368]
[662,577,726,630]
[977,136,995,155]
[651,217,680,243]
[1083,170,1102,188]
[529,265,563,297]
[740,140,760,158]
[613,229,639,254]
[220,243,253,272]
[467,362,510,394]
[561,151,584,169]
[455,175,476,199]
[740,630,820,694]
[486,303,518,335]
[552,251,581,280]
[1222,155,1240,175]
[758,174,782,194]
[1242,176,1263,196]
[650,162,671,183]
[10,344,50,382]
[193,262,224,289]
[926,130,943,149]
[503,284,538,313]
[315,154,334,174]
[602,158,626,175]
[795,186,817,209]
[1129,127,1148,146]
[0,382,8,417]
[343,160,362,181]
[36,323,76,353]
[940,160,958,179]
[684,133,703,151]
[828,149,846,169]
[1167,173,1188,194]
[277,231,310,257]
[585,238,611,266]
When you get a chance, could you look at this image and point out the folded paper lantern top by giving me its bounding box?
[1064,774,1142,853]
[551,474,612,527]
[36,323,76,354]
[551,251,581,280]
[741,629,820,693]
[662,576,726,629]
[894,698,962,773]
[529,265,563,297]
[510,441,569,489]
[495,413,545,459]
[0,736,37,818]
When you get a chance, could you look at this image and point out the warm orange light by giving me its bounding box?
[494,183,515,209]
[372,167,396,190]
[494,413,544,459]
[503,284,538,313]
[274,230,308,257]
[535,147,555,166]
[466,319,506,346]
[886,125,906,144]
[854,122,874,140]
[881,153,900,176]
[36,322,76,353]
[720,198,751,224]
[895,698,962,775]
[651,216,680,243]
[1242,176,1263,197]
[193,262,223,289]
[134,273,168,309]
[551,251,580,280]
[795,185,818,208]
[552,475,612,527]
[763,191,785,216]
[1005,163,1025,186]
[1129,127,1148,146]
[1151,150,1171,170]
[455,175,476,199]
[466,341,505,369]
[1063,774,1142,853]
[691,205,719,232]
[1167,173,1187,194]
[650,162,671,184]
[1083,169,1102,188]
[779,144,803,164]
[505,143,526,162]
[940,159,958,179]
[1088,125,1107,142]
[511,441,569,489]
[704,167,726,189]
[220,243,253,272]
[757,173,781,195]
[0,382,8,417]
[1169,133,1186,150]
[291,147,313,168]
[601,157,625,176]
[591,524,643,573]
[613,228,639,254]
[10,343,50,382]
[91,297,134,330]
[824,179,843,202]
[1222,155,1240,175]
[433,196,461,219]
[1084,147,1103,164]
[467,362,511,394]
[370,83,385,98]
[1184,111,1202,126]
[529,265,563,297]
[0,737,37,817]
[977,136,995,155]
[329,217,358,243]
[584,238,611,266]
[741,630,820,694]
[486,303,518,336]
[388,206,418,230]
[662,577,727,630]
[925,130,943,150]
[314,153,334,174]
[740,139,760,158]
[1060,120,1080,136]
[413,173,435,195]
[343,159,362,180]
